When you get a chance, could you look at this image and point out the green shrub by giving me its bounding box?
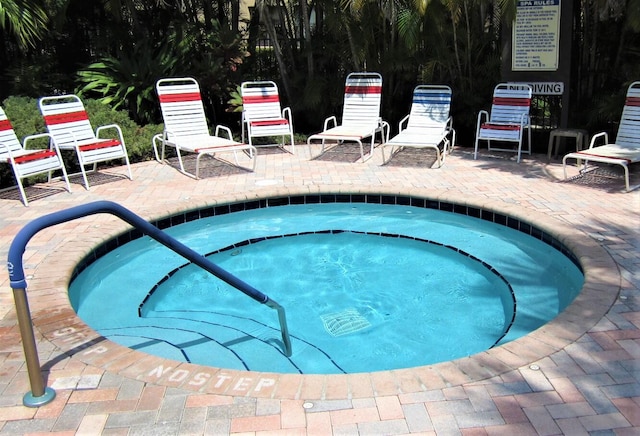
[1,95,162,189]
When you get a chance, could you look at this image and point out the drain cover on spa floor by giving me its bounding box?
[321,309,371,337]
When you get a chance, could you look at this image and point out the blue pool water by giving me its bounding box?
[69,201,584,374]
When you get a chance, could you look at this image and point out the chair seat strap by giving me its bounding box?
[492,97,530,106]
[481,123,520,131]
[575,151,632,163]
[626,97,640,106]
[194,143,244,153]
[79,139,121,152]
[250,119,289,126]
[13,150,57,164]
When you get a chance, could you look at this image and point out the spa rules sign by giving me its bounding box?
[512,0,561,71]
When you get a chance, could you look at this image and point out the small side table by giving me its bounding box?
[547,128,589,160]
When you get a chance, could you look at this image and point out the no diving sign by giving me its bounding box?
[510,82,564,95]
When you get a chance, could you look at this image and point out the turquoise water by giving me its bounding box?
[69,203,584,374]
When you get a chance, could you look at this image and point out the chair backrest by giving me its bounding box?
[156,77,211,140]
[489,83,532,125]
[616,81,640,148]
[240,81,284,122]
[406,85,452,130]
[39,95,97,146]
[0,107,24,158]
[342,72,383,127]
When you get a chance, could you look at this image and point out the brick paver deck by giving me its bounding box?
[1,143,638,435]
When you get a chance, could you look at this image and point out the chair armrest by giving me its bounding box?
[380,120,390,142]
[282,106,292,122]
[161,128,177,142]
[445,116,456,148]
[323,116,337,131]
[96,124,125,143]
[0,140,13,159]
[476,110,489,131]
[589,131,608,149]
[151,133,163,161]
[214,125,234,140]
[23,132,56,151]
[446,116,453,131]
[398,114,409,132]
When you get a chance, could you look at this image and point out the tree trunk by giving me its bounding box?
[299,0,314,78]
[261,1,294,101]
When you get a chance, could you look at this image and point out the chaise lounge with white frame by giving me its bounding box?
[39,94,133,189]
[154,77,258,178]
[380,85,455,167]
[0,106,71,206]
[307,72,389,162]
[240,80,295,153]
[562,81,640,192]
[474,83,532,163]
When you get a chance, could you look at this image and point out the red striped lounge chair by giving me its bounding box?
[240,81,295,153]
[307,72,389,162]
[563,81,640,192]
[39,94,133,189]
[154,77,257,178]
[474,83,532,163]
[0,106,71,206]
[381,85,455,168]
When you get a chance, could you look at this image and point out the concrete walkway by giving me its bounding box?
[0,143,638,435]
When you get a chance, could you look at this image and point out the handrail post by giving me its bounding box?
[7,200,293,403]
[11,287,56,407]
[265,300,292,357]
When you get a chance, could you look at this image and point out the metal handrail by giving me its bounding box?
[7,200,292,407]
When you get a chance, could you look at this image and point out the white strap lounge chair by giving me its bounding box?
[563,81,640,192]
[154,77,257,178]
[380,85,455,167]
[0,106,71,206]
[307,72,389,162]
[39,94,133,189]
[474,83,532,163]
[240,80,295,153]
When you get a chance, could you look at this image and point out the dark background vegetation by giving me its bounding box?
[1,0,638,187]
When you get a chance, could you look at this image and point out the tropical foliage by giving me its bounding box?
[0,0,638,141]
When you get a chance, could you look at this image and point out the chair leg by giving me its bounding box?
[176,148,187,176]
[194,153,203,179]
[473,136,480,160]
[59,165,72,194]
[623,165,630,191]
[357,139,370,162]
[289,132,295,154]
[380,145,389,164]
[123,154,133,181]
[75,152,91,189]
[16,177,29,206]
[80,165,90,189]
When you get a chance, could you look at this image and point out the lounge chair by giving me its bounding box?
[154,77,257,178]
[307,72,389,162]
[474,83,532,163]
[380,85,455,167]
[39,94,133,189]
[563,81,640,192]
[0,106,71,206]
[240,81,295,153]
